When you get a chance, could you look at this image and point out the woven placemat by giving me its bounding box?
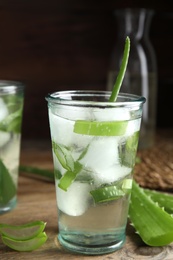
[134,130,173,190]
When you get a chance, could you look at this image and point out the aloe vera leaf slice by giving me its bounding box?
[119,131,140,167]
[144,188,173,214]
[57,143,90,191]
[0,221,46,241]
[1,232,47,252]
[90,185,125,204]
[52,141,74,171]
[129,180,173,246]
[74,120,128,136]
[122,178,132,191]
[58,161,82,191]
[109,36,130,102]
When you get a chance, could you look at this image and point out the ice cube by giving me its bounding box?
[126,118,141,136]
[0,131,10,147]
[49,112,93,148]
[79,137,132,185]
[2,135,20,167]
[0,97,8,122]
[79,137,120,173]
[1,135,20,185]
[56,181,92,216]
[52,105,93,121]
[92,107,130,122]
[91,165,132,186]
[49,112,73,146]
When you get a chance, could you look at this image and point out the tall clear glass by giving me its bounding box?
[107,8,157,149]
[0,81,24,214]
[46,90,145,255]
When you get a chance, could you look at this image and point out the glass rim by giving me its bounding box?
[45,90,146,108]
[0,80,24,94]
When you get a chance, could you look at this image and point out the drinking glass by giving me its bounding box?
[46,90,145,255]
[0,81,24,214]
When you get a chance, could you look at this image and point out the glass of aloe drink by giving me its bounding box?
[0,81,24,214]
[46,38,146,255]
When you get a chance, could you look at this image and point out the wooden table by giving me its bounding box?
[0,130,173,259]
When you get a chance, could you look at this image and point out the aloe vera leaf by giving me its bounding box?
[0,221,46,241]
[144,188,173,214]
[0,160,16,205]
[119,131,139,167]
[109,36,130,102]
[20,165,54,182]
[90,185,125,204]
[1,232,47,252]
[58,161,82,191]
[52,141,74,171]
[55,141,90,191]
[90,179,132,204]
[129,180,173,246]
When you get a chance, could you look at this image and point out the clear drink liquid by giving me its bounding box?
[58,178,130,249]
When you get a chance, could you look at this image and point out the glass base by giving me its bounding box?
[58,233,125,255]
[0,196,17,214]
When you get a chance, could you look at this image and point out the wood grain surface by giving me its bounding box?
[0,131,173,259]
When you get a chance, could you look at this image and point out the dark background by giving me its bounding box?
[0,1,173,140]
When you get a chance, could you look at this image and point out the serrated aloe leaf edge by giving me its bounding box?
[129,180,173,246]
[143,188,173,214]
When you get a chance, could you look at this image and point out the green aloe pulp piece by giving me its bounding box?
[129,181,173,246]
[122,178,132,191]
[52,141,74,171]
[53,141,89,191]
[119,131,140,167]
[1,232,47,252]
[0,221,46,241]
[74,120,128,136]
[126,131,139,151]
[58,162,82,191]
[0,159,16,205]
[90,185,126,204]
[144,188,173,214]
[109,36,130,102]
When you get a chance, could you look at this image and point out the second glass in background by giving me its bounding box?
[107,8,157,149]
[0,81,24,214]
